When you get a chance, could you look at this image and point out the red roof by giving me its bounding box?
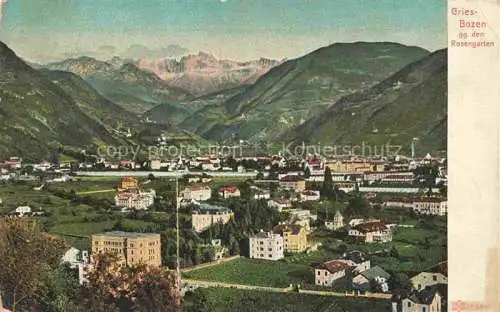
[413,197,446,203]
[317,260,349,273]
[354,221,388,233]
[271,198,291,205]
[280,175,303,182]
[219,186,240,193]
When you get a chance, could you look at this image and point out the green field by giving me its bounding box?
[183,288,391,312]
[183,258,313,287]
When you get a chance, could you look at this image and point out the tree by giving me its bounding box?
[320,167,333,200]
[0,219,68,312]
[78,253,180,312]
[389,273,412,300]
[344,195,370,218]
[147,173,155,181]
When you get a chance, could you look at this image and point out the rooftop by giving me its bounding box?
[93,231,160,239]
[317,260,349,273]
[194,203,231,213]
[273,223,303,235]
[354,221,388,233]
[359,266,390,281]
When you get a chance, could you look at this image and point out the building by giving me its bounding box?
[114,189,156,210]
[218,186,241,199]
[279,175,306,192]
[273,224,307,253]
[252,188,271,200]
[299,190,320,202]
[91,231,162,267]
[410,272,448,291]
[348,221,392,243]
[267,198,292,211]
[333,182,357,193]
[120,177,139,190]
[13,206,31,217]
[332,210,344,230]
[383,197,415,209]
[412,198,447,216]
[352,266,391,293]
[61,247,89,269]
[4,157,22,169]
[191,203,234,232]
[392,287,442,312]
[288,209,317,232]
[182,186,212,201]
[339,251,371,274]
[248,230,284,261]
[325,160,385,173]
[364,171,414,183]
[315,260,349,286]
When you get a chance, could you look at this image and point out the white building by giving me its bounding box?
[267,198,292,211]
[252,187,271,200]
[334,182,357,193]
[299,190,320,202]
[410,272,448,291]
[14,206,32,217]
[182,186,212,201]
[218,186,241,199]
[249,230,284,261]
[61,247,89,269]
[412,198,447,216]
[348,221,392,243]
[114,190,156,210]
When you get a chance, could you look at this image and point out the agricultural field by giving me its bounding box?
[182,288,391,312]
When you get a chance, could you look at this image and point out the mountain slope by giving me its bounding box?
[281,48,447,154]
[45,58,192,114]
[147,85,247,129]
[187,42,431,142]
[0,42,129,161]
[137,52,280,96]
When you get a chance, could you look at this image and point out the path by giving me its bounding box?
[76,189,115,195]
[181,255,240,273]
[182,278,391,299]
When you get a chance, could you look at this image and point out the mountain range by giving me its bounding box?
[1,40,447,160]
[179,42,433,143]
[136,52,281,96]
[281,48,447,154]
[0,42,199,161]
[44,57,192,114]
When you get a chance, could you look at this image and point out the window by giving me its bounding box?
[433,275,437,281]
[422,307,426,312]
[407,302,412,307]
[317,271,320,276]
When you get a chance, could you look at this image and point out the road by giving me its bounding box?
[181,279,391,299]
[76,189,115,195]
[181,255,240,273]
[75,171,258,178]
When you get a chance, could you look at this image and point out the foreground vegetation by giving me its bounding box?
[183,288,391,312]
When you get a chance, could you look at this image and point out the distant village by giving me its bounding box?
[0,151,447,312]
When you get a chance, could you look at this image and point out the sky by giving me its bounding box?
[0,0,447,63]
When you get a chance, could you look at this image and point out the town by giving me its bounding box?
[0,151,447,311]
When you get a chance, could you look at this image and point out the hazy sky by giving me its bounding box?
[0,0,446,62]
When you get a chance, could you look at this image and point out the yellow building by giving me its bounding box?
[120,177,139,190]
[92,231,161,267]
[325,161,385,173]
[273,224,308,253]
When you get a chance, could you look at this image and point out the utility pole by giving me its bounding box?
[175,177,181,290]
